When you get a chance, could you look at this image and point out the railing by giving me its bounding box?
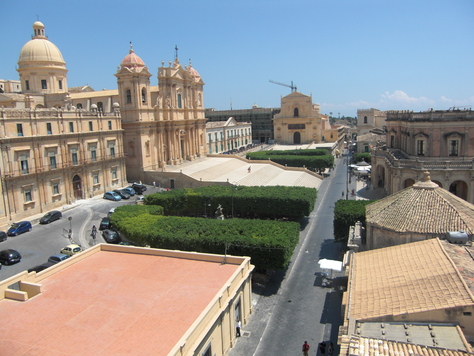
[373,148,474,170]
[2,153,125,178]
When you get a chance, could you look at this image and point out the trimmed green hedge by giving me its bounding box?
[353,153,371,164]
[145,186,317,221]
[111,206,300,271]
[333,200,375,240]
[246,149,334,172]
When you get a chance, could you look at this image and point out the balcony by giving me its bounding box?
[373,148,474,170]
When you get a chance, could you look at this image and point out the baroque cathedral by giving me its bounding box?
[0,21,206,224]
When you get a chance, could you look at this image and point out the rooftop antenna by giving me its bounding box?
[269,79,297,92]
[230,98,233,110]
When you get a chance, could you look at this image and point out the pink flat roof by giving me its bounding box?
[0,248,241,356]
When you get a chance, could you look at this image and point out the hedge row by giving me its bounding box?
[111,205,300,271]
[333,200,375,240]
[353,153,371,164]
[145,186,317,221]
[246,150,334,171]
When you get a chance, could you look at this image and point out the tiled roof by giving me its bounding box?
[349,239,474,320]
[366,174,474,235]
[441,240,474,295]
[348,336,473,356]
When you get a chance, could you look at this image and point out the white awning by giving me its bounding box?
[318,259,343,272]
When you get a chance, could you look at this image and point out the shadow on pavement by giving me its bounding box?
[252,268,287,297]
[319,290,345,356]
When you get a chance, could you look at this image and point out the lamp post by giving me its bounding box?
[231,182,238,218]
[68,216,73,238]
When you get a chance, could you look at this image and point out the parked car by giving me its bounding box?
[122,187,136,196]
[28,262,55,273]
[107,208,115,217]
[60,244,82,256]
[136,196,145,205]
[103,191,122,201]
[99,217,112,230]
[131,183,147,194]
[102,229,121,244]
[7,221,32,236]
[40,210,62,224]
[48,253,70,264]
[0,249,22,265]
[113,189,131,199]
[0,231,7,242]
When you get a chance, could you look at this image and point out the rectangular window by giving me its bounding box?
[89,121,93,131]
[41,79,47,89]
[416,140,425,155]
[25,189,32,202]
[71,148,78,165]
[108,121,112,130]
[25,80,30,91]
[90,145,97,162]
[49,151,57,169]
[93,173,99,184]
[58,80,63,90]
[449,140,459,156]
[53,183,59,195]
[112,169,117,180]
[390,135,395,148]
[46,122,52,134]
[69,122,74,133]
[20,155,29,174]
[110,146,115,158]
[215,144,218,153]
[208,133,212,143]
[202,344,212,356]
[17,124,23,137]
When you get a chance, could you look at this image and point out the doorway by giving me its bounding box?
[72,175,83,200]
[293,132,301,144]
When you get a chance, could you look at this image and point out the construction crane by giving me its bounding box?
[269,80,297,92]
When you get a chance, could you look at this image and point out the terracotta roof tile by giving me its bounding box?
[350,239,474,320]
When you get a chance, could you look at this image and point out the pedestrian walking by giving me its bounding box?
[247,166,251,173]
[152,181,156,188]
[91,224,97,239]
[342,191,344,197]
[236,319,241,337]
[319,341,326,355]
[302,341,310,356]
[328,342,334,356]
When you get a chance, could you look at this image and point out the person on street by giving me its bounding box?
[92,224,97,239]
[236,319,241,337]
[328,342,334,356]
[319,341,326,355]
[302,341,310,356]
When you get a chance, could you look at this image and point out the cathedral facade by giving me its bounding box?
[0,21,206,224]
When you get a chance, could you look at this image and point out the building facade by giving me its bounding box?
[205,104,279,144]
[0,22,127,225]
[356,108,387,136]
[206,117,252,154]
[273,92,338,145]
[371,109,474,202]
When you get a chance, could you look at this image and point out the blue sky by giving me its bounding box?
[1,0,473,117]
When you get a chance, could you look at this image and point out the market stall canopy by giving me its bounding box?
[318,259,343,272]
[356,161,370,166]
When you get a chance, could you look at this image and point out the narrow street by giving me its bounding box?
[229,153,354,356]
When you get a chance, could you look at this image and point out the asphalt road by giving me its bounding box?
[0,189,150,280]
[229,153,353,356]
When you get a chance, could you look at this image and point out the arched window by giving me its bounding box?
[126,90,132,104]
[142,88,147,103]
[294,108,299,117]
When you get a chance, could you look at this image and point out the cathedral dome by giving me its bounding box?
[18,21,65,65]
[120,45,145,68]
[186,65,201,81]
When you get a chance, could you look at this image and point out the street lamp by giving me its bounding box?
[231,182,238,218]
[68,216,73,238]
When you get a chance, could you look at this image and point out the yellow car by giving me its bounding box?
[60,244,82,256]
